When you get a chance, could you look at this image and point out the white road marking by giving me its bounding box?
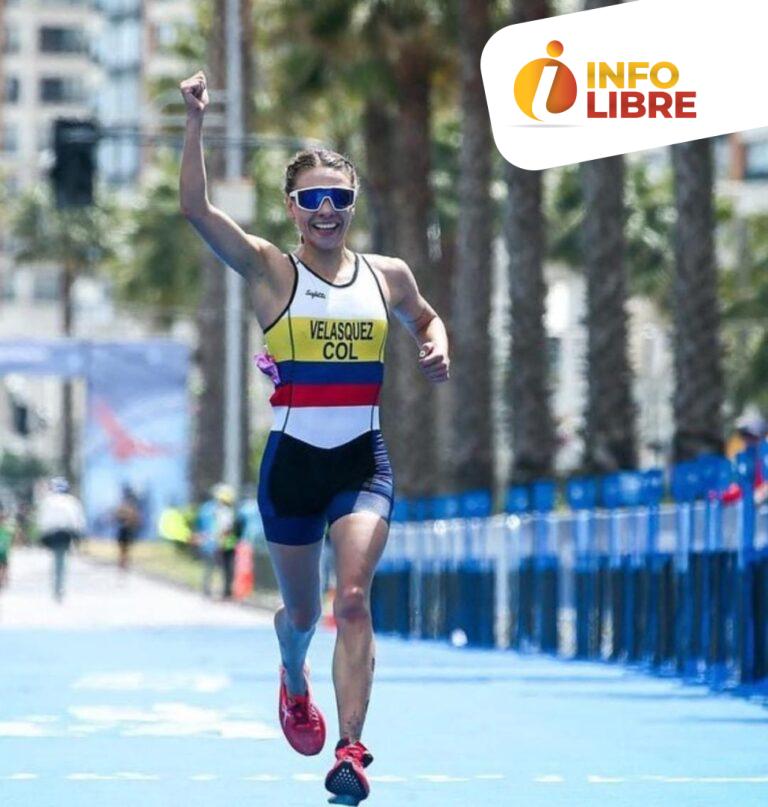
[72,672,231,694]
[417,774,471,783]
[7,770,768,786]
[695,777,768,784]
[69,706,159,723]
[0,722,54,737]
[369,775,408,783]
[641,775,768,784]
[218,721,280,740]
[67,773,118,781]
[115,772,161,781]
[63,703,279,740]
[243,774,282,781]
[640,776,696,784]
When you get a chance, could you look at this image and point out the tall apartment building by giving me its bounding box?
[97,0,189,190]
[1,0,191,194]
[0,0,102,193]
[96,0,142,189]
[0,1,185,474]
[145,0,188,84]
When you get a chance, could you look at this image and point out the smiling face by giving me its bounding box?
[286,166,356,253]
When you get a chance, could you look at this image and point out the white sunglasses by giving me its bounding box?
[289,186,357,211]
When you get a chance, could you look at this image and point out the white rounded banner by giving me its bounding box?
[481,0,765,169]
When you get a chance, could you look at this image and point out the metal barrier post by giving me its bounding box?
[532,481,557,654]
[567,478,597,659]
[735,451,757,684]
[505,486,529,651]
[641,470,664,668]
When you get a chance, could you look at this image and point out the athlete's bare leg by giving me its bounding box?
[267,538,324,696]
[328,512,389,743]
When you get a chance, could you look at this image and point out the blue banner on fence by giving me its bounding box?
[0,339,190,536]
[0,340,86,378]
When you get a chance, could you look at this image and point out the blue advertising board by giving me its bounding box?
[0,339,190,537]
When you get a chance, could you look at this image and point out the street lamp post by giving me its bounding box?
[224,0,245,495]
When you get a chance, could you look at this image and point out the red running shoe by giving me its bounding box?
[325,738,374,803]
[278,665,326,756]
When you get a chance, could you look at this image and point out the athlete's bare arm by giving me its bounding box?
[179,71,291,325]
[370,256,450,383]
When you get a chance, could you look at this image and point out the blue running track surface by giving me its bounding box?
[1,551,767,806]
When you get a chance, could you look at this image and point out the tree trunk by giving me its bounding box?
[362,99,398,255]
[451,0,493,492]
[505,0,555,482]
[671,139,724,461]
[505,164,556,480]
[580,0,636,474]
[381,41,439,497]
[580,154,637,472]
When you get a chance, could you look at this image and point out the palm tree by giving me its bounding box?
[579,159,637,473]
[721,213,768,415]
[671,139,724,460]
[362,99,398,255]
[505,0,556,481]
[450,0,493,492]
[384,13,444,496]
[548,162,676,309]
[11,189,115,479]
[110,160,203,328]
[579,0,637,478]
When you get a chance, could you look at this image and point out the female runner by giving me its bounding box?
[179,70,449,803]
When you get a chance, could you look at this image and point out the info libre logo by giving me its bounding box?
[513,41,697,122]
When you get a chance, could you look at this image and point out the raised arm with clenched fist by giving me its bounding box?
[179,70,209,115]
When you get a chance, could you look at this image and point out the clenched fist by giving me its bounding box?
[180,71,209,115]
[418,342,450,383]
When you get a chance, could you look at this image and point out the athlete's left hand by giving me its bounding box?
[418,342,450,383]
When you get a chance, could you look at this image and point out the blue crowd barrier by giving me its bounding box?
[505,485,529,513]
[370,452,768,694]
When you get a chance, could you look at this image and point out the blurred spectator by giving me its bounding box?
[115,485,142,571]
[195,484,236,599]
[236,489,265,544]
[0,503,12,590]
[722,413,768,504]
[37,477,86,602]
[158,501,192,547]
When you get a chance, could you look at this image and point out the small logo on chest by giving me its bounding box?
[306,289,326,300]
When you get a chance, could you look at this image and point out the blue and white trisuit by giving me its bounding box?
[257,253,394,545]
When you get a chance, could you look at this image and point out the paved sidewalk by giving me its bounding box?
[0,546,271,629]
